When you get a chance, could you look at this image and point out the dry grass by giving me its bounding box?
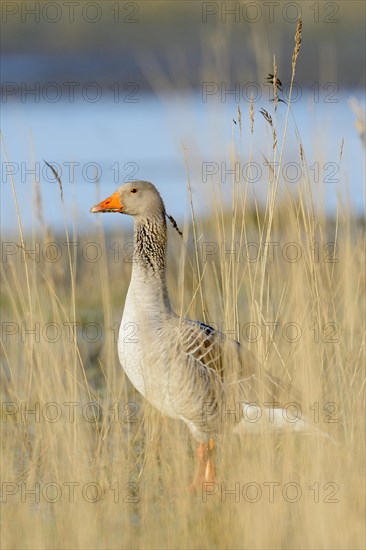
[1,20,365,550]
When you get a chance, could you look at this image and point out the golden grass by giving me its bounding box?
[1,20,365,550]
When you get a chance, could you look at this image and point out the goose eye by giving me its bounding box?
[130,188,137,193]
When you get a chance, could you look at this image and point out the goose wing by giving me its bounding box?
[176,318,298,405]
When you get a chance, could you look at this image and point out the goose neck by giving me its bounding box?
[130,214,171,311]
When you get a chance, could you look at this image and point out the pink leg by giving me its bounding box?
[190,439,216,493]
[204,438,216,482]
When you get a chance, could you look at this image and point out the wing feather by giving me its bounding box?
[176,318,298,405]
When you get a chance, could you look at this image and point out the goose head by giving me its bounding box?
[90,181,165,219]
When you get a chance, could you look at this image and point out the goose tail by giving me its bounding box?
[232,404,339,445]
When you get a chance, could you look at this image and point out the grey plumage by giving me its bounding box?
[92,181,302,444]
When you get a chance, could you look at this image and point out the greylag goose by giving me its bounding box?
[91,181,304,490]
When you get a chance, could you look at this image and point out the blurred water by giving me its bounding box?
[1,90,364,234]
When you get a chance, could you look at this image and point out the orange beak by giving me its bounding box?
[90,191,124,213]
